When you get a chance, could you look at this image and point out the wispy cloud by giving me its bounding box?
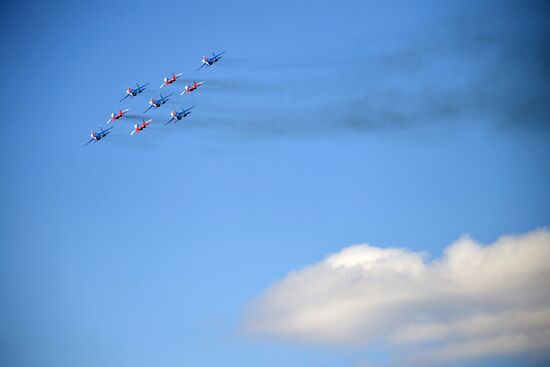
[243,229,550,365]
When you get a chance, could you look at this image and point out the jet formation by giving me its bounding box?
[84,51,225,145]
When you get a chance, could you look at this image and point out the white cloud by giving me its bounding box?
[244,229,550,364]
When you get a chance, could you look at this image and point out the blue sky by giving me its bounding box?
[1,1,549,366]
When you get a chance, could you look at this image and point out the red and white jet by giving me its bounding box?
[130,119,153,136]
[107,108,129,123]
[160,73,182,88]
[180,81,204,95]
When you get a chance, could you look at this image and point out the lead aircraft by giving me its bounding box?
[196,51,226,71]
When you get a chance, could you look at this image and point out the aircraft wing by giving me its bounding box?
[83,138,95,146]
[130,129,136,136]
[195,63,207,71]
[120,94,130,102]
[106,117,113,124]
[160,82,166,88]
[165,117,175,125]
[180,89,188,95]
[214,50,226,58]
[143,105,154,113]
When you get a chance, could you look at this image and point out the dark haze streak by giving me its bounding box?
[204,6,550,138]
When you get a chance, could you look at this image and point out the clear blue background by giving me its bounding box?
[1,1,549,366]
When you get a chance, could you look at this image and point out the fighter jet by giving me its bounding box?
[107,108,129,123]
[130,119,153,135]
[120,82,150,101]
[144,93,173,113]
[165,106,194,125]
[180,81,204,95]
[196,51,226,71]
[83,126,114,146]
[160,73,182,88]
